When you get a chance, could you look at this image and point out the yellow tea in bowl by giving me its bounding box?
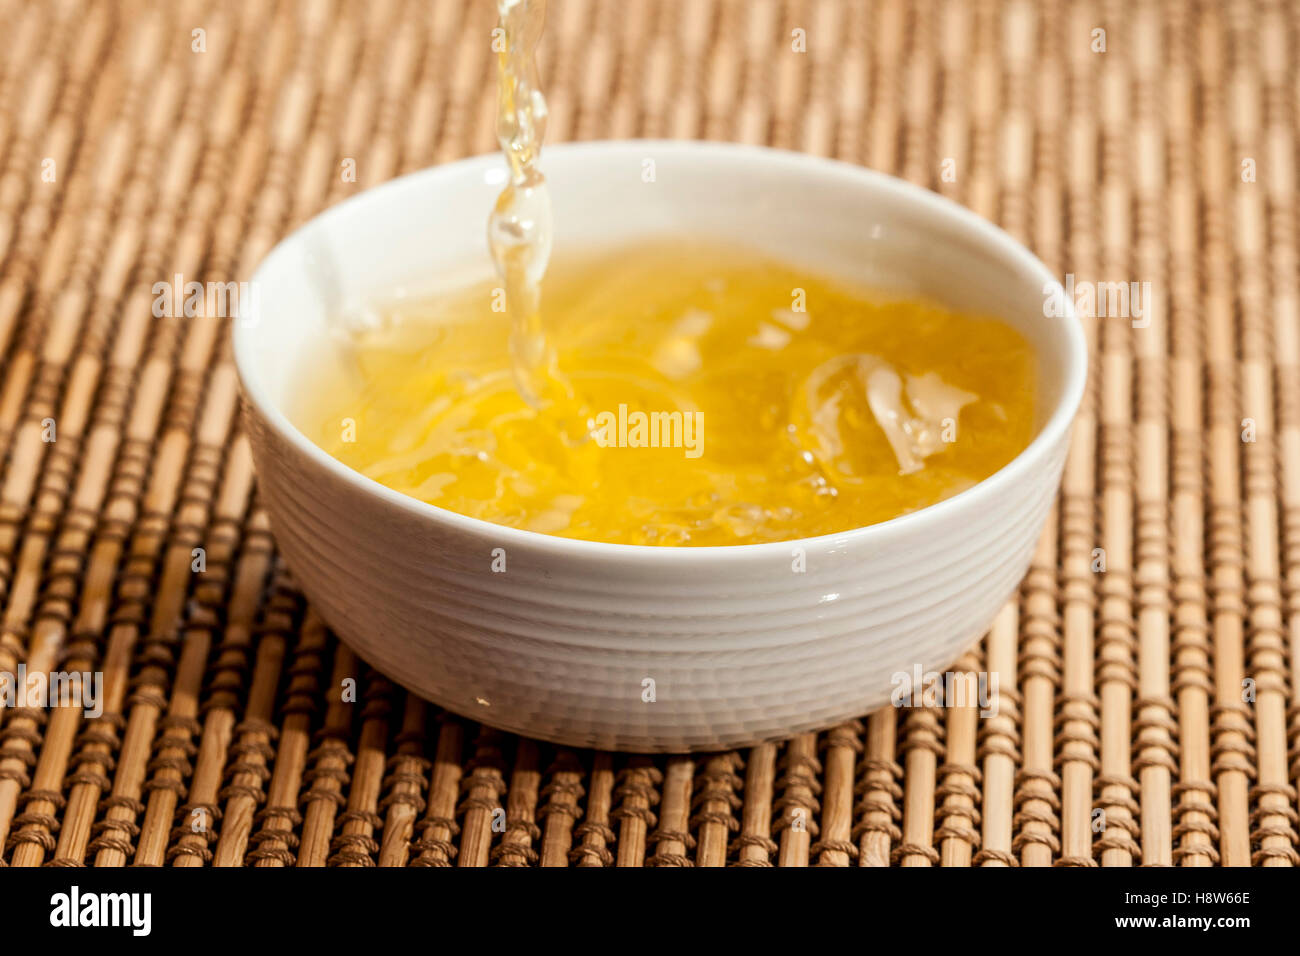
[298,241,1036,546]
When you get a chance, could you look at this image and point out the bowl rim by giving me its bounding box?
[233,138,1086,567]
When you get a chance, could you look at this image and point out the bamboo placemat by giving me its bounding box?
[0,0,1296,868]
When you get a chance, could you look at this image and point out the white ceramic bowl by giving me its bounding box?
[234,141,1085,752]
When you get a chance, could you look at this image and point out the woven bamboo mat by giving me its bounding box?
[0,0,1296,869]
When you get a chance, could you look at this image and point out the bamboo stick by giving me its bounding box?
[1094,0,1140,866]
[536,748,584,867]
[864,0,904,178]
[326,672,394,867]
[774,733,819,867]
[937,652,982,867]
[1127,0,1178,868]
[166,510,275,866]
[646,755,694,866]
[855,708,901,866]
[406,716,464,866]
[1007,0,1066,871]
[733,742,777,866]
[1054,0,1103,868]
[612,756,661,867]
[429,0,494,167]
[296,644,360,868]
[1161,0,1218,867]
[1017,528,1063,865]
[1260,0,1300,869]
[456,727,508,868]
[208,568,300,866]
[492,738,542,866]
[813,722,862,866]
[1199,4,1254,867]
[395,0,462,171]
[897,707,943,866]
[693,751,743,866]
[571,752,616,867]
[1228,0,1298,867]
[247,609,331,866]
[375,695,431,867]
[977,604,1020,865]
